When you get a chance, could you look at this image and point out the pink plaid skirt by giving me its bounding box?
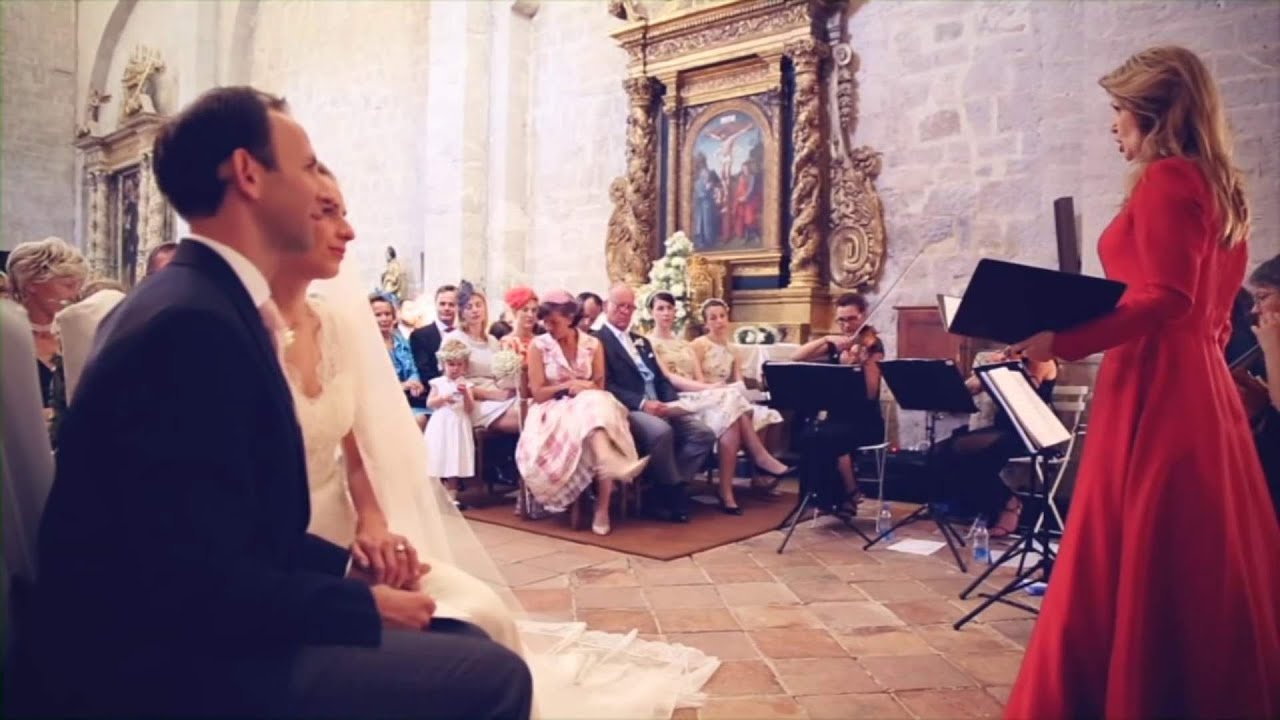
[515,389,637,511]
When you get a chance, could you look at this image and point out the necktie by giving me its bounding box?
[259,299,287,353]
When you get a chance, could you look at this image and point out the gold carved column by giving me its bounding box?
[607,76,659,286]
[87,167,111,275]
[785,37,829,289]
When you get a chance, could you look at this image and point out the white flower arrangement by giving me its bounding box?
[733,324,780,345]
[491,348,523,379]
[635,231,695,334]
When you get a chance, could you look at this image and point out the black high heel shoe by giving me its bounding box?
[719,493,745,516]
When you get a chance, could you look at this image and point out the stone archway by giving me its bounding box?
[86,0,140,107]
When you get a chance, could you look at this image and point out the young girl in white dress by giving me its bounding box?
[426,338,477,500]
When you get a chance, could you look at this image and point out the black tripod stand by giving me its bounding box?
[952,361,1078,629]
[762,362,878,553]
[861,359,977,572]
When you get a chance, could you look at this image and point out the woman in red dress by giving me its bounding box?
[1009,46,1280,719]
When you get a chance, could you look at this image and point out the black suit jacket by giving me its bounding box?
[596,326,678,410]
[409,323,445,385]
[36,241,380,711]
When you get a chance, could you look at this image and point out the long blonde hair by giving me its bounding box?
[1100,45,1250,247]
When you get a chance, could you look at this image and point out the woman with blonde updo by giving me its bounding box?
[1007,46,1278,719]
[6,237,88,415]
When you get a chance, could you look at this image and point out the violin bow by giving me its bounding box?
[848,245,931,343]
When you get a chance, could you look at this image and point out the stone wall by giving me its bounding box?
[249,0,432,289]
[850,0,1280,342]
[526,1,629,298]
[1,0,76,250]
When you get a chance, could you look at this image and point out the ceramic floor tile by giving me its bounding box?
[571,566,640,587]
[750,628,848,659]
[947,651,1025,686]
[771,657,880,695]
[635,565,712,586]
[575,608,658,634]
[730,605,824,630]
[653,607,741,634]
[644,584,725,609]
[858,654,976,692]
[895,688,1005,718]
[798,693,913,720]
[808,601,906,632]
[699,695,807,719]
[665,631,761,661]
[573,585,648,609]
[717,582,802,606]
[702,660,785,697]
[702,564,775,584]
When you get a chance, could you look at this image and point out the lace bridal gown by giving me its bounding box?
[286,296,719,719]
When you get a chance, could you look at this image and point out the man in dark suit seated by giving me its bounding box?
[596,285,715,522]
[32,86,530,719]
[408,284,459,385]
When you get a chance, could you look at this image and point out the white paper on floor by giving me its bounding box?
[886,539,947,556]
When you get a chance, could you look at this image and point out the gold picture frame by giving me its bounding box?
[679,96,782,268]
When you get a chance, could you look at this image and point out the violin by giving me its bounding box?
[837,325,882,365]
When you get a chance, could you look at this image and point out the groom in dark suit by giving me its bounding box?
[597,285,715,522]
[33,87,530,718]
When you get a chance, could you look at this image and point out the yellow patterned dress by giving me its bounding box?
[650,335,778,436]
[692,336,783,432]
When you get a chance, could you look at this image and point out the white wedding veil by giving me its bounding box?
[311,258,518,612]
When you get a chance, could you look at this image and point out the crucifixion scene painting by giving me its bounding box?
[690,110,765,253]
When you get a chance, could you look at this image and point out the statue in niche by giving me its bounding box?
[120,46,164,121]
[607,0,647,21]
[381,246,407,304]
[605,177,648,286]
[77,88,112,138]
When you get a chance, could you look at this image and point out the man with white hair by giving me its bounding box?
[596,284,715,523]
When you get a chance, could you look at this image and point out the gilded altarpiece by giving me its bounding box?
[607,0,888,340]
[75,114,174,287]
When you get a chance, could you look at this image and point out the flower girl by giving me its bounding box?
[426,338,477,506]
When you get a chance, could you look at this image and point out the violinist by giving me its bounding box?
[794,292,886,510]
[1236,253,1280,519]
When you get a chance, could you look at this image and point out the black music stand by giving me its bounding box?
[763,361,875,552]
[862,359,977,571]
[953,361,1073,630]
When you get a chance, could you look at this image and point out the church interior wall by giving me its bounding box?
[2,0,76,250]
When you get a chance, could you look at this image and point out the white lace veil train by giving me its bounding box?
[311,258,518,612]
[312,257,719,718]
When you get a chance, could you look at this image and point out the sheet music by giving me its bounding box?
[938,295,961,331]
[984,367,1071,450]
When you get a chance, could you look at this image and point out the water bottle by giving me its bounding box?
[876,503,893,539]
[972,520,991,565]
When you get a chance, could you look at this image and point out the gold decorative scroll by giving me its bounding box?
[785,37,828,288]
[829,147,886,289]
[688,254,729,320]
[606,77,660,286]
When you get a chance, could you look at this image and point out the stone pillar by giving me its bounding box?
[86,168,111,276]
[621,75,657,281]
[136,149,169,279]
[483,0,539,301]
[422,1,494,296]
[785,37,829,288]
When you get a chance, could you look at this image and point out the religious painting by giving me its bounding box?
[680,98,779,262]
[115,166,141,284]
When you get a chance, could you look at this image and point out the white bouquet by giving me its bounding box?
[734,324,780,345]
[494,345,524,389]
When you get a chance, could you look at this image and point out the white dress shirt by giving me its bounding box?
[185,234,271,309]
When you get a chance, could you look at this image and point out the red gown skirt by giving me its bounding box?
[1006,158,1280,719]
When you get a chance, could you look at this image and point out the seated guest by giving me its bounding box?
[792,292,885,510]
[55,278,127,405]
[934,349,1058,536]
[409,284,459,385]
[372,293,429,429]
[444,284,520,433]
[489,311,514,342]
[647,294,790,514]
[1236,254,1280,519]
[398,298,424,339]
[144,240,179,276]
[516,290,648,535]
[598,284,716,523]
[6,237,88,426]
[577,291,604,332]
[500,286,540,360]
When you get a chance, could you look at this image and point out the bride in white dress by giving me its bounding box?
[270,167,718,719]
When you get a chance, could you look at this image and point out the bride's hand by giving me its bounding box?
[353,521,420,589]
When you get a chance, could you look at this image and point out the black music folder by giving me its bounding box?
[948,259,1125,344]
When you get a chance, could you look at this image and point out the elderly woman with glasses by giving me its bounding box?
[5,237,88,417]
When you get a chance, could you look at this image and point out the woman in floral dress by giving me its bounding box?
[516,290,649,535]
[647,293,790,513]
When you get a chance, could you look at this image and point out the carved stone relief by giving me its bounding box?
[606,77,659,285]
[828,147,886,289]
[119,46,165,123]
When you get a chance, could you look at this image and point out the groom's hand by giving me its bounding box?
[371,585,437,630]
[352,525,420,588]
